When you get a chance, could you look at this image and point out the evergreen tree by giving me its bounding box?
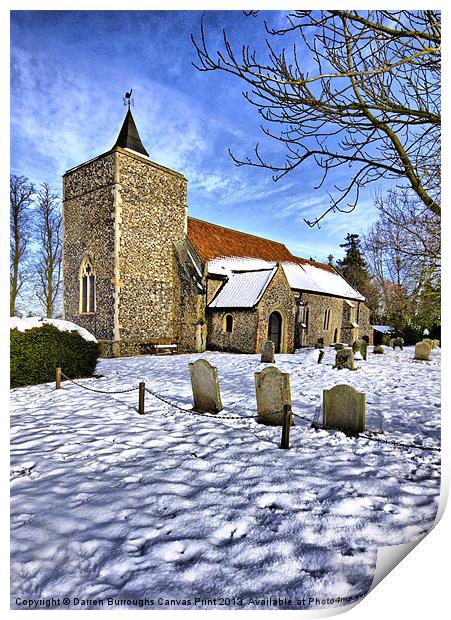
[336,233,379,317]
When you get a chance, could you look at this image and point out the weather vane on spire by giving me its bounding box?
[123,89,134,109]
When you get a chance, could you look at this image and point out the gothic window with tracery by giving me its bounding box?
[80,257,96,314]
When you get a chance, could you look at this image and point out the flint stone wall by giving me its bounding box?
[117,149,187,344]
[63,152,116,341]
[256,266,295,354]
[207,310,258,353]
[296,294,372,348]
[63,147,188,355]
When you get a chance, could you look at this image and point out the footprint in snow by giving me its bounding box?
[210,520,250,546]
[152,540,203,563]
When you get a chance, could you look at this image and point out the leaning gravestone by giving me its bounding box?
[254,366,291,426]
[260,340,275,363]
[335,348,354,370]
[323,384,366,434]
[189,359,223,413]
[415,342,431,361]
[373,345,384,354]
[353,338,368,360]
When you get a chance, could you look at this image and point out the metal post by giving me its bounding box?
[280,404,291,449]
[56,367,61,390]
[138,382,145,415]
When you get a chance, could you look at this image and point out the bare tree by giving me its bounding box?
[33,183,62,318]
[10,175,35,316]
[363,188,440,326]
[192,10,441,225]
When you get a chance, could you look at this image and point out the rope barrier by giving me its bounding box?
[60,371,139,394]
[58,371,440,454]
[144,386,252,421]
[360,431,441,453]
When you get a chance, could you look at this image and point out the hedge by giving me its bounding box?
[10,323,100,388]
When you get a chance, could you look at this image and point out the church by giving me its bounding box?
[62,108,372,357]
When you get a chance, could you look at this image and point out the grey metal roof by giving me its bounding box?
[208,267,277,309]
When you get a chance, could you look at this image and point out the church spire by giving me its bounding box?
[113,107,149,157]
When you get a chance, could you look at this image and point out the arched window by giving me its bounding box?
[224,314,234,333]
[80,256,96,314]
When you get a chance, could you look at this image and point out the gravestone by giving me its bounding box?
[317,350,325,364]
[323,384,366,434]
[392,337,404,350]
[352,338,368,360]
[260,340,275,363]
[254,366,291,426]
[189,359,223,413]
[335,348,355,371]
[373,345,384,354]
[415,342,431,361]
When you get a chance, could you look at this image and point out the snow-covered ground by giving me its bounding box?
[10,346,441,610]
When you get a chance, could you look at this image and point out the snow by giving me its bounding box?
[208,256,277,276]
[207,257,364,301]
[285,262,365,301]
[208,268,277,308]
[10,316,97,343]
[372,325,394,334]
[10,346,440,610]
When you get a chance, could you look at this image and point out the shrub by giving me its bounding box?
[10,323,99,388]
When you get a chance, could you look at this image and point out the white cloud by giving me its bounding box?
[11,48,212,188]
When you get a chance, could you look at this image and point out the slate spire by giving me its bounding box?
[114,109,149,157]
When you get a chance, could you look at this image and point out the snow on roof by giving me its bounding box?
[209,257,364,301]
[284,262,365,301]
[372,325,394,333]
[208,267,277,309]
[10,317,97,342]
[208,256,276,277]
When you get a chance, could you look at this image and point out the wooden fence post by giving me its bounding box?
[138,382,145,415]
[280,404,291,449]
[55,367,61,390]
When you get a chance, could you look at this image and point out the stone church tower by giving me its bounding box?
[63,109,188,356]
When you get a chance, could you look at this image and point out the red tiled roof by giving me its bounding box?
[187,217,294,262]
[187,217,335,273]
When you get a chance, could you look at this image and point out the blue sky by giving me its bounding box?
[10,9,383,262]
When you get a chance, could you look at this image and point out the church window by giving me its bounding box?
[80,257,96,314]
[323,307,331,330]
[224,314,234,333]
